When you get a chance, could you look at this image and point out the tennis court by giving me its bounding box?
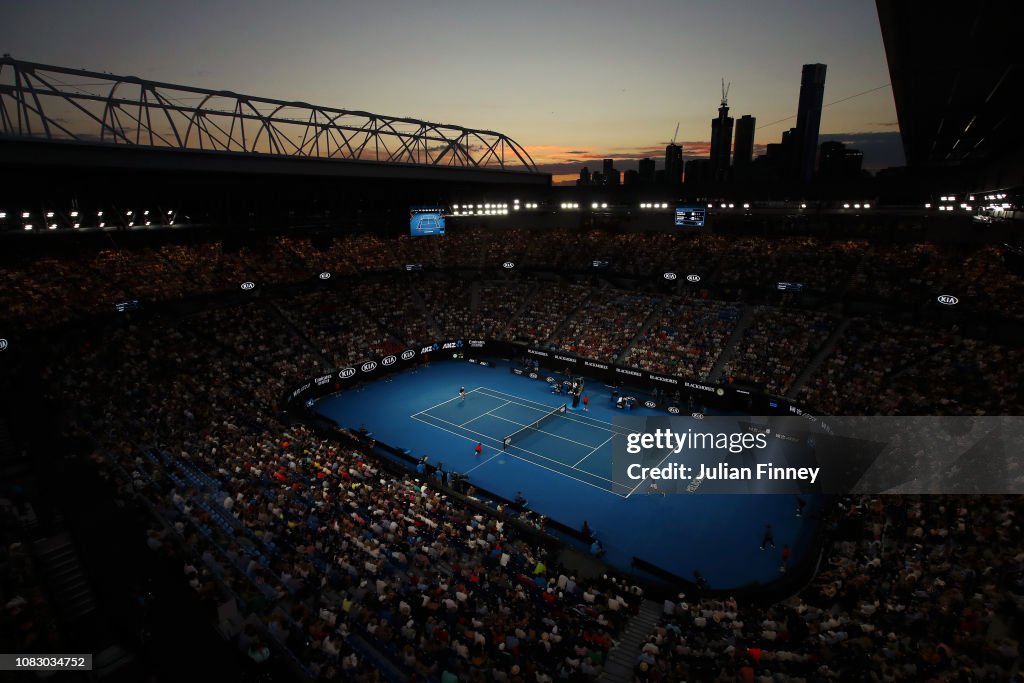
[312,360,822,589]
[411,386,665,496]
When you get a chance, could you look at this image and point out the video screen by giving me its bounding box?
[674,205,706,227]
[409,207,446,237]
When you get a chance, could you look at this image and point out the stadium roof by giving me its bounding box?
[876,0,1023,188]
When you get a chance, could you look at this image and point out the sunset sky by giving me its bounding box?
[1,0,904,183]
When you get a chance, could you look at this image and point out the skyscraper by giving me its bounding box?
[709,84,734,182]
[664,144,683,187]
[733,115,756,168]
[602,158,619,186]
[638,157,656,184]
[794,63,827,184]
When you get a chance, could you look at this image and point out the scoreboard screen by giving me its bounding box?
[409,207,446,237]
[674,206,706,227]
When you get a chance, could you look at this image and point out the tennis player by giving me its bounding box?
[459,386,466,401]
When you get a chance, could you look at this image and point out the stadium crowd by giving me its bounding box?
[2,227,1022,415]
[1,224,1020,681]
[44,310,643,682]
[633,495,1023,682]
[624,297,740,380]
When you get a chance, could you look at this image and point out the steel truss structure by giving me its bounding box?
[0,56,538,172]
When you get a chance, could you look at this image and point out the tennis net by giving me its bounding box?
[502,403,567,450]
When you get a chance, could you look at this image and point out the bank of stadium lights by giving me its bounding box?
[590,202,608,209]
[46,211,54,218]
[743,203,750,209]
[22,211,30,218]
[559,202,580,209]
[23,224,32,230]
[0,212,6,219]
[800,203,807,208]
[639,203,669,209]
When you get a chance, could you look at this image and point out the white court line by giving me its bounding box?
[625,448,678,499]
[476,386,634,434]
[459,400,513,428]
[464,452,501,475]
[411,412,621,485]
[481,411,606,450]
[410,414,628,498]
[411,386,485,418]
[573,433,618,468]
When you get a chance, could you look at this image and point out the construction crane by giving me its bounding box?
[721,78,730,107]
[670,122,679,145]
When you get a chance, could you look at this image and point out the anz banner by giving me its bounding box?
[285,338,493,408]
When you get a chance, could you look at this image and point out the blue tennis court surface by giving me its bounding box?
[411,387,644,496]
[313,360,821,589]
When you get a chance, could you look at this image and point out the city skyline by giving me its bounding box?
[0,0,904,183]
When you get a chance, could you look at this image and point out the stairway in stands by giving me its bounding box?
[785,317,851,399]
[31,533,97,622]
[545,287,599,346]
[599,598,662,682]
[500,283,540,339]
[616,299,665,365]
[706,304,757,382]
[405,277,444,340]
